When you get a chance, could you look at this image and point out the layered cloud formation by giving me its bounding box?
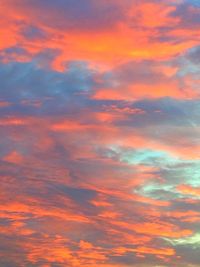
[1,1,200,266]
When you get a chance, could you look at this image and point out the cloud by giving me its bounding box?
[1,0,200,266]
[1,0,200,69]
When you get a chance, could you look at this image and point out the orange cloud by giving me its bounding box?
[177,184,200,197]
[3,151,24,164]
[111,220,192,239]
[133,246,175,256]
[0,0,199,70]
[51,120,87,132]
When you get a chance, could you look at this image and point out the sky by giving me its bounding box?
[0,0,200,266]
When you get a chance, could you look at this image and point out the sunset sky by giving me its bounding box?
[1,0,200,266]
